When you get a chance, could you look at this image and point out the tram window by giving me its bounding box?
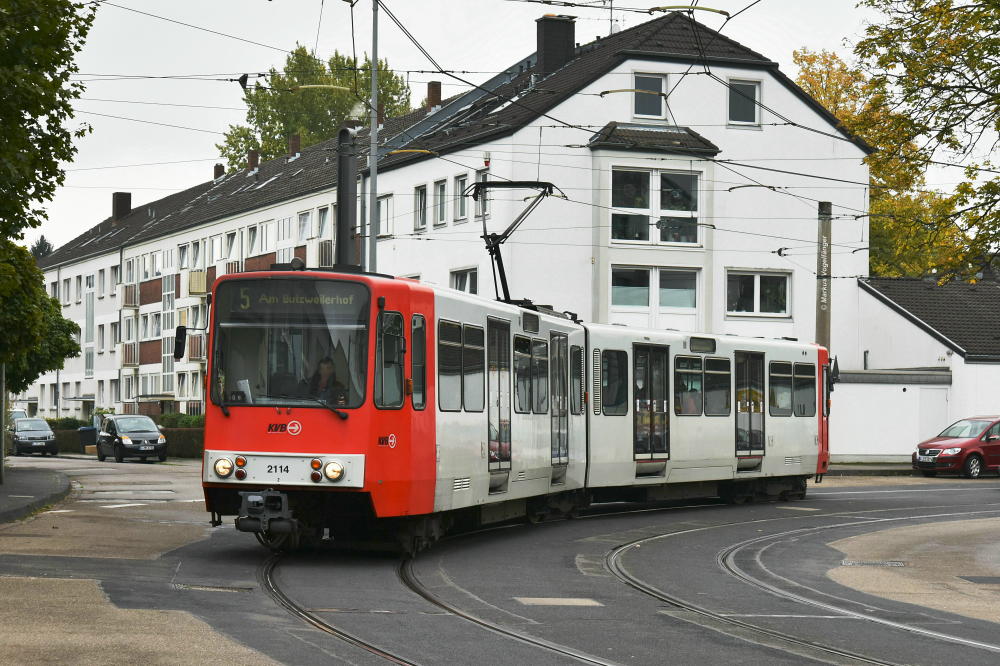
[570,345,583,415]
[704,357,731,416]
[674,356,703,415]
[513,336,532,414]
[793,363,816,417]
[438,320,462,412]
[768,362,793,417]
[411,315,426,410]
[602,350,628,416]
[463,325,485,412]
[532,339,549,414]
[375,311,405,409]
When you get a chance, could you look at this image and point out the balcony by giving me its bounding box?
[119,283,139,309]
[188,333,206,362]
[121,341,139,367]
[318,240,334,267]
[222,260,243,276]
[188,270,207,295]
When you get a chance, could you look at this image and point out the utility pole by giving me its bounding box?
[816,201,832,350]
[367,0,379,273]
[1,364,6,484]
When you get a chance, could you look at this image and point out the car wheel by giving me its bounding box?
[920,470,937,477]
[158,453,167,462]
[12,448,20,457]
[962,454,983,479]
[114,444,124,463]
[96,445,106,462]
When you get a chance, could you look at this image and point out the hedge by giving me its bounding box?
[53,428,205,459]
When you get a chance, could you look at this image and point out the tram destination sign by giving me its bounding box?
[218,279,368,318]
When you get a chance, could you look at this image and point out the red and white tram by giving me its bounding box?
[193,267,831,550]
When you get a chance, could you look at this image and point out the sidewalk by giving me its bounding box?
[826,463,916,477]
[0,466,71,524]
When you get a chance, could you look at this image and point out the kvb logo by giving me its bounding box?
[266,421,303,435]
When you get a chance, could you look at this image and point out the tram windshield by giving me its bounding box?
[211,278,369,409]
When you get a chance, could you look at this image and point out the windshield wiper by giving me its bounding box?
[219,402,230,417]
[262,394,349,420]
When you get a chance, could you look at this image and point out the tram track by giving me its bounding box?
[605,505,1000,665]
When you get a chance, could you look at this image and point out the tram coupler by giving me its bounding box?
[235,489,297,534]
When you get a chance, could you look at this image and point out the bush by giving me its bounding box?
[47,417,88,430]
[158,413,204,428]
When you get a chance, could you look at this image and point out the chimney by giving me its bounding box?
[247,149,259,171]
[426,80,441,110]
[287,133,301,156]
[111,192,131,226]
[213,163,224,179]
[377,102,385,126]
[536,14,576,76]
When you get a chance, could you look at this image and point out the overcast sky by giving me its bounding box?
[31,0,886,250]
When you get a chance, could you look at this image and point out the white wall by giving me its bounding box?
[858,288,954,369]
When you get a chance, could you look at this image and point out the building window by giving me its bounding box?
[98,324,105,353]
[317,207,329,238]
[611,169,699,244]
[85,274,94,289]
[85,349,94,379]
[658,270,696,308]
[475,170,489,218]
[376,195,393,236]
[190,242,201,269]
[98,269,106,297]
[110,379,119,403]
[225,232,237,260]
[110,322,119,346]
[450,268,477,294]
[728,79,760,125]
[246,227,258,256]
[633,73,665,118]
[62,278,70,304]
[50,281,58,299]
[727,272,789,316]
[152,313,161,338]
[111,264,119,286]
[75,275,82,302]
[611,268,649,307]
[178,245,189,268]
[414,185,427,231]
[151,251,160,277]
[85,293,94,342]
[297,211,310,242]
[276,247,293,263]
[433,180,447,226]
[177,373,187,398]
[454,175,468,221]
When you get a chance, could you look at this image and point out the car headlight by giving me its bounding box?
[157,434,166,444]
[120,435,132,445]
[942,447,963,455]
[48,434,55,440]
[214,457,234,478]
[323,461,345,481]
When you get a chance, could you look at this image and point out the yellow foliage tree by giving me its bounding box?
[794,48,968,277]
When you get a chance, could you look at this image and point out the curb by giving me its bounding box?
[825,467,917,477]
[0,469,72,524]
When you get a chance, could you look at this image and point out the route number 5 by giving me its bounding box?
[240,287,250,310]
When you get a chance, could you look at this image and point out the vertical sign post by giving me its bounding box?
[816,201,832,350]
[1,363,6,484]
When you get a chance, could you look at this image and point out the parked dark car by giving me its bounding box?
[97,415,167,463]
[7,418,58,456]
[912,416,1000,478]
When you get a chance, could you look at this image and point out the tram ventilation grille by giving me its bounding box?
[841,560,906,567]
[592,348,602,415]
[515,470,526,481]
[453,477,471,491]
[783,456,803,465]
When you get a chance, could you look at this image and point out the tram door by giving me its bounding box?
[487,319,511,471]
[550,332,569,466]
[633,345,669,460]
[735,351,765,467]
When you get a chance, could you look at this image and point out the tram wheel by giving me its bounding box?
[255,529,300,552]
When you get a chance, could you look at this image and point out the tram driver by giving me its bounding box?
[308,356,348,406]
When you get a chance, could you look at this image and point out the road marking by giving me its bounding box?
[720,614,856,619]
[514,597,604,606]
[101,503,148,509]
[814,486,1000,495]
[775,506,819,511]
[7,495,35,499]
[173,499,204,503]
[46,510,75,514]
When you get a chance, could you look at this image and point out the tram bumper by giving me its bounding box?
[235,489,298,534]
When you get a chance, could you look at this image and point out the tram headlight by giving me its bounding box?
[323,460,345,482]
[214,457,234,478]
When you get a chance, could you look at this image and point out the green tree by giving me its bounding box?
[794,48,966,277]
[218,47,412,170]
[855,0,1000,275]
[30,235,54,260]
[0,241,80,394]
[0,1,96,240]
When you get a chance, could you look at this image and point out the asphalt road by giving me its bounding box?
[3,455,1000,665]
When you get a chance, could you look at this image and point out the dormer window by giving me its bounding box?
[633,73,665,119]
[728,79,760,125]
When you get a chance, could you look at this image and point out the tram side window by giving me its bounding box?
[463,325,485,412]
[674,356,703,415]
[602,350,628,415]
[793,363,816,417]
[411,315,426,410]
[570,345,583,415]
[375,311,405,409]
[513,336,532,414]
[531,339,549,414]
[438,321,462,411]
[768,362,793,416]
[704,357,731,416]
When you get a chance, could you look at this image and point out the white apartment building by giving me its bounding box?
[23,13,878,456]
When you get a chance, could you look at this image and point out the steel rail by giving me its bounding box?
[258,553,417,665]
[397,558,620,666]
